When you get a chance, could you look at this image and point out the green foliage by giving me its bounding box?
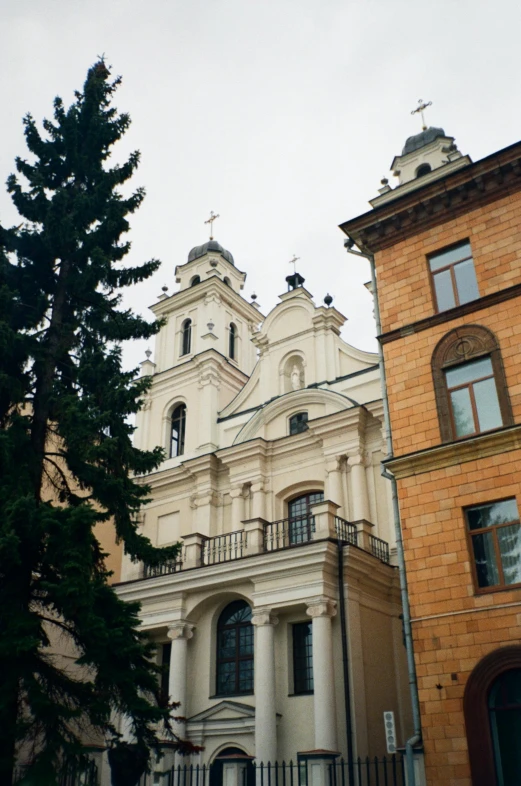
[0,61,184,784]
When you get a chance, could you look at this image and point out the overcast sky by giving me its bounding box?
[2,0,521,367]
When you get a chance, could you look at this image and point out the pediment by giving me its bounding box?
[188,700,255,723]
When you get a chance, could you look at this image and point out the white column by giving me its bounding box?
[251,608,278,764]
[230,486,244,528]
[348,453,371,522]
[307,598,338,751]
[167,622,195,739]
[251,481,266,520]
[325,458,344,514]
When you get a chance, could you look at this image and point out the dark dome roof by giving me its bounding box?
[187,240,234,266]
[402,126,446,156]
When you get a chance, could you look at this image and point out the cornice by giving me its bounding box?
[380,282,521,344]
[149,349,249,394]
[339,141,521,252]
[385,423,521,479]
[150,275,265,322]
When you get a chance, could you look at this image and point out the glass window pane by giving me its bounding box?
[454,258,479,304]
[446,357,493,388]
[467,499,519,530]
[474,377,503,432]
[471,532,500,587]
[498,524,521,585]
[490,703,521,785]
[450,387,475,437]
[219,630,236,658]
[429,242,472,271]
[433,269,456,311]
[239,627,253,655]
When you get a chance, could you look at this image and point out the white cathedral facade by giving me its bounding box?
[114,238,412,773]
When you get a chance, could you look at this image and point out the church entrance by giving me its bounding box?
[210,747,255,786]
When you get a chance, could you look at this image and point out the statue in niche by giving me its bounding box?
[291,364,301,391]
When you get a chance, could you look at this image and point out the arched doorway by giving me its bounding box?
[464,646,521,785]
[210,747,255,786]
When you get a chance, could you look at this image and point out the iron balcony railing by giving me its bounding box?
[201,530,245,565]
[369,534,390,564]
[143,557,183,578]
[264,514,315,552]
[334,516,358,547]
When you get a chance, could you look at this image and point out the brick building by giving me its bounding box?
[340,125,521,785]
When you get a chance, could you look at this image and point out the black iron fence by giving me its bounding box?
[144,557,183,578]
[334,517,358,547]
[368,534,390,564]
[137,756,405,786]
[264,515,315,551]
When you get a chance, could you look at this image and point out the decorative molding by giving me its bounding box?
[306,597,337,619]
[385,424,521,479]
[251,608,279,627]
[167,622,195,641]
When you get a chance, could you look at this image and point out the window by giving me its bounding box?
[466,499,521,591]
[293,622,313,694]
[229,323,237,360]
[432,325,512,443]
[160,642,171,704]
[289,412,308,435]
[445,357,502,438]
[488,670,521,784]
[170,404,186,457]
[181,319,192,356]
[464,646,521,786]
[429,241,479,312]
[190,275,201,287]
[223,277,231,287]
[416,163,431,177]
[288,491,323,545]
[216,601,253,696]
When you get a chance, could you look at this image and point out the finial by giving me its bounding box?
[381,177,389,185]
[411,99,432,131]
[204,211,220,240]
[145,348,152,359]
[162,285,168,293]
[324,293,333,308]
[251,293,257,301]
[289,254,300,275]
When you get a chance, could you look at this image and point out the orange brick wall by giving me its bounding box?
[372,189,521,785]
[376,190,521,335]
[397,455,521,785]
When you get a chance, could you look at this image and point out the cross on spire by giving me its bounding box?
[411,98,432,131]
[204,211,220,240]
[289,254,300,274]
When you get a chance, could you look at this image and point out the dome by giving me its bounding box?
[402,127,446,156]
[187,240,235,266]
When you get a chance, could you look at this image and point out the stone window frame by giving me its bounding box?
[215,600,254,697]
[464,646,521,786]
[431,324,513,443]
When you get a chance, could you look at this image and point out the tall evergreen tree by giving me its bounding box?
[0,61,184,785]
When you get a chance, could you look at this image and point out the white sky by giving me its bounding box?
[2,0,521,368]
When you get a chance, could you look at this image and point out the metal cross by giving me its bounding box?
[289,255,300,274]
[411,99,432,131]
[204,211,220,240]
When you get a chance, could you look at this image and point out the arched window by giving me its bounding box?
[432,325,512,443]
[229,323,237,360]
[289,412,308,435]
[464,646,521,786]
[181,319,192,356]
[416,163,432,177]
[288,491,323,545]
[223,277,231,287]
[190,275,201,287]
[216,601,253,696]
[170,404,186,457]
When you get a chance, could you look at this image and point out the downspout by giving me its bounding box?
[344,241,421,786]
[338,542,355,786]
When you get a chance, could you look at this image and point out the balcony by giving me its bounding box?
[136,501,391,583]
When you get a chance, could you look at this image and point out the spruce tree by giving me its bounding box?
[0,61,185,785]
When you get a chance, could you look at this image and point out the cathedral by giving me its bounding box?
[113,228,412,777]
